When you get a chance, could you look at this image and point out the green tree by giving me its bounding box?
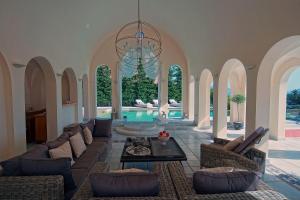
[168,65,182,102]
[96,66,112,106]
[231,94,246,121]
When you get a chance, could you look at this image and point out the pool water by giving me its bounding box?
[98,109,214,121]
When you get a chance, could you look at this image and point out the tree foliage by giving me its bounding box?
[287,89,300,105]
[96,66,112,106]
[168,65,182,102]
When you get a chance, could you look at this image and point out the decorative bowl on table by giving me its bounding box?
[158,130,170,145]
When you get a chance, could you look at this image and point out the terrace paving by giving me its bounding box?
[108,121,300,200]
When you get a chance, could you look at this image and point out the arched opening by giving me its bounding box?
[61,68,78,127]
[24,56,57,143]
[96,65,112,118]
[82,74,89,120]
[0,51,14,160]
[198,69,213,129]
[217,59,247,138]
[168,65,183,118]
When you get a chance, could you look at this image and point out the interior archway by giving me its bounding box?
[24,57,57,143]
[198,69,213,129]
[216,59,247,138]
[61,68,78,127]
[0,51,14,160]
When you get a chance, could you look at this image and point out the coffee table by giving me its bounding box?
[120,137,187,169]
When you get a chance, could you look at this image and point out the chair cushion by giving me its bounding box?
[234,127,266,155]
[49,141,75,165]
[46,132,69,149]
[223,136,244,151]
[69,132,87,158]
[20,158,76,191]
[83,127,93,145]
[193,170,260,194]
[93,119,112,137]
[89,172,159,197]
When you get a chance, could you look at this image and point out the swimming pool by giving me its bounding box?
[97,108,214,121]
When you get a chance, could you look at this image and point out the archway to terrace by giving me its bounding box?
[96,65,112,118]
[168,65,183,119]
[197,69,213,129]
[24,56,57,143]
[61,68,78,127]
[257,37,300,141]
[0,51,14,160]
[216,59,247,138]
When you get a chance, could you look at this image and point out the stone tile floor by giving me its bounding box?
[108,121,300,200]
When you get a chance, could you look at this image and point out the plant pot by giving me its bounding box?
[233,122,244,130]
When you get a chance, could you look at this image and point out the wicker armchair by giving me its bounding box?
[167,161,287,200]
[200,137,266,173]
[72,163,177,200]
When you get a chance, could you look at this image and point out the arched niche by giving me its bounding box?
[24,56,58,142]
[198,69,213,129]
[61,68,78,126]
[82,74,89,120]
[0,51,14,161]
[256,36,300,151]
[216,58,247,138]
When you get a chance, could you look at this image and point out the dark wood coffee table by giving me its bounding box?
[120,137,187,169]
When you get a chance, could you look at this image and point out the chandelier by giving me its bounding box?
[115,0,162,70]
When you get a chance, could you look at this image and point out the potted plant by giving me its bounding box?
[230,94,246,130]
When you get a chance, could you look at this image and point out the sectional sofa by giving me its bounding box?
[0,118,112,200]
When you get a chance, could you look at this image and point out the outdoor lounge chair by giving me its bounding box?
[167,161,287,200]
[135,99,153,108]
[153,99,159,107]
[200,127,268,173]
[169,99,181,107]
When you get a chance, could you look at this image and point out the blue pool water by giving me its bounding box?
[98,109,214,121]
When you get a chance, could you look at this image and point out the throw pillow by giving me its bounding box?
[69,132,87,158]
[20,158,76,191]
[49,141,75,165]
[89,172,159,197]
[223,136,244,151]
[193,170,259,194]
[93,119,112,137]
[83,127,93,145]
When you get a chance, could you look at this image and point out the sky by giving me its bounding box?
[287,68,300,91]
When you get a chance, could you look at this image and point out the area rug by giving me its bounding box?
[266,163,300,191]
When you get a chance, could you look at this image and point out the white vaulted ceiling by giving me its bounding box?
[1,0,300,75]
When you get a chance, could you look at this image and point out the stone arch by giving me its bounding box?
[198,68,213,129]
[61,68,78,126]
[0,51,14,160]
[215,58,247,138]
[24,56,58,142]
[82,74,89,120]
[256,36,300,150]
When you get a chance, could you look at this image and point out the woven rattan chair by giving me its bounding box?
[167,161,287,200]
[200,137,266,173]
[72,162,177,200]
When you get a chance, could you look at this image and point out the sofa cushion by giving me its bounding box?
[223,136,244,151]
[20,158,76,191]
[71,168,88,187]
[90,172,159,197]
[93,119,112,137]
[71,150,99,170]
[23,144,49,159]
[83,127,93,145]
[193,170,260,194]
[69,132,87,158]
[80,119,95,134]
[47,132,69,149]
[64,123,83,137]
[49,141,74,165]
[234,127,266,155]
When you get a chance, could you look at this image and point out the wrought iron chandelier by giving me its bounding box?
[115,0,162,70]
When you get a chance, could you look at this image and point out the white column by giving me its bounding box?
[188,75,195,120]
[194,75,200,125]
[56,73,63,134]
[115,62,122,119]
[159,64,169,116]
[77,78,83,122]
